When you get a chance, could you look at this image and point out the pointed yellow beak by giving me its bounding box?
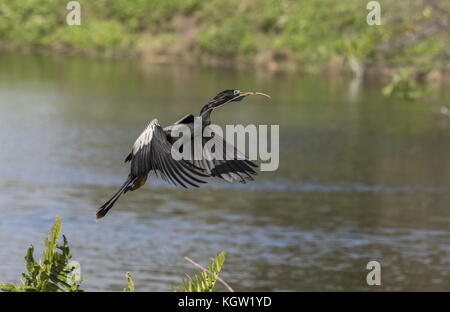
[239,91,271,98]
[212,91,271,112]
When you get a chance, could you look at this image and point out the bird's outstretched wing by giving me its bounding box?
[189,132,258,183]
[129,119,208,188]
[164,114,258,183]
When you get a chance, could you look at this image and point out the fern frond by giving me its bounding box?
[174,251,227,292]
[0,216,83,292]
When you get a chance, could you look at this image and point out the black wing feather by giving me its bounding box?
[130,122,207,187]
[187,132,258,183]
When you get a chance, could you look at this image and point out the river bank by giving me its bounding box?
[0,0,448,86]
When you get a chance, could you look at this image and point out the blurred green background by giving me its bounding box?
[0,0,448,85]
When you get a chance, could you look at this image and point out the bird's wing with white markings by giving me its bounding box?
[130,121,208,188]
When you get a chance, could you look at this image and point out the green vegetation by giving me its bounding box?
[0,216,83,292]
[0,0,448,80]
[174,252,226,292]
[382,68,427,100]
[0,216,229,292]
[123,272,135,292]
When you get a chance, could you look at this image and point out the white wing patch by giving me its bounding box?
[132,119,159,154]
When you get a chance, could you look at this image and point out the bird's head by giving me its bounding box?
[200,89,270,116]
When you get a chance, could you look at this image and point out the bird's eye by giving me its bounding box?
[233,90,240,96]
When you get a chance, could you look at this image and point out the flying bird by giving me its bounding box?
[96,89,270,219]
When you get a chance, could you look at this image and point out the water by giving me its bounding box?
[0,53,449,291]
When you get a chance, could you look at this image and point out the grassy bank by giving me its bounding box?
[0,0,448,82]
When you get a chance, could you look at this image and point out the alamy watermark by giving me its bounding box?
[367,1,381,25]
[66,1,81,26]
[169,117,279,172]
[366,260,381,286]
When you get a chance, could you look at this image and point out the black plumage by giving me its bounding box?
[97,89,270,219]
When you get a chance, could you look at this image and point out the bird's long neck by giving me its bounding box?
[200,109,212,126]
[200,98,224,125]
[199,100,215,116]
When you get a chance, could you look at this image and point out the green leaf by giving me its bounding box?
[0,283,19,292]
[1,216,84,292]
[123,272,135,292]
[174,251,227,292]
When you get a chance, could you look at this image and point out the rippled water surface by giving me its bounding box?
[0,53,449,291]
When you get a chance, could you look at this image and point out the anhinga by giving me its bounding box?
[96,89,270,219]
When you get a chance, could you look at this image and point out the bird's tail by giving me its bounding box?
[96,176,136,220]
